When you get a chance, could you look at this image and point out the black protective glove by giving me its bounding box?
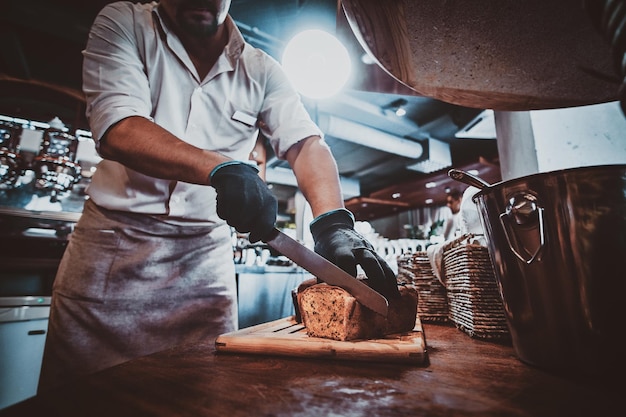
[210,161,277,243]
[310,209,401,300]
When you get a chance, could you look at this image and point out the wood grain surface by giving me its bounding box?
[215,316,427,365]
[1,322,622,417]
[341,0,620,111]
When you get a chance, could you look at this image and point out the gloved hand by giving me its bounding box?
[210,161,277,243]
[310,209,401,300]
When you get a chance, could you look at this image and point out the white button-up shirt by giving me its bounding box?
[82,1,321,222]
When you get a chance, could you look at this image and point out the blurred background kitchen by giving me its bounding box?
[1,0,625,409]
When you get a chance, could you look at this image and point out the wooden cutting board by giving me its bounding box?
[215,315,427,365]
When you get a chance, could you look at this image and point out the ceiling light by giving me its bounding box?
[392,192,401,199]
[360,52,376,65]
[381,98,408,117]
[425,182,437,188]
[425,198,434,204]
[282,30,351,99]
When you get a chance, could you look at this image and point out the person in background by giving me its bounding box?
[443,188,463,240]
[38,0,399,391]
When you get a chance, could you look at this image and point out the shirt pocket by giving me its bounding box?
[212,100,261,155]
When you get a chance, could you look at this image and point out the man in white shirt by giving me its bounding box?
[444,188,463,240]
[39,0,400,391]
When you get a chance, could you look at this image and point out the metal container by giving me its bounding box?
[33,126,81,195]
[0,120,23,190]
[450,165,626,376]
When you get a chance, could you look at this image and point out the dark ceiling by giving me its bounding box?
[0,0,500,220]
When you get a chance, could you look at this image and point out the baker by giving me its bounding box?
[38,0,400,391]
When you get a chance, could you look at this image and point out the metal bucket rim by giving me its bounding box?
[471,163,626,203]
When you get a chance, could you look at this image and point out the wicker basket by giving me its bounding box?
[442,234,510,340]
[397,251,449,323]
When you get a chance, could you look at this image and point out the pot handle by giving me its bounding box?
[448,168,490,189]
[498,193,546,264]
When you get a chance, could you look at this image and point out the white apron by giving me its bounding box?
[38,199,237,392]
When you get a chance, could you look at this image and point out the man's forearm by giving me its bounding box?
[99,116,231,185]
[287,136,345,218]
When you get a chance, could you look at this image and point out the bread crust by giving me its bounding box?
[297,282,418,341]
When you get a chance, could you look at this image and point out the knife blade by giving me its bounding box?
[264,227,388,317]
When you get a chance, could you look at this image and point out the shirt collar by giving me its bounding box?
[152,6,246,59]
[152,7,246,81]
[223,15,246,63]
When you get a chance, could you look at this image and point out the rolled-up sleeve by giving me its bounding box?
[258,56,323,159]
[82,3,153,144]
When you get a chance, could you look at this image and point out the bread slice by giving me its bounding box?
[297,282,418,341]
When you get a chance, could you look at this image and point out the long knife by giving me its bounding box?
[264,228,388,317]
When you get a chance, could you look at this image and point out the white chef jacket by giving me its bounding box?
[82,1,322,221]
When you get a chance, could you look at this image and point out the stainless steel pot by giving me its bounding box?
[450,165,626,376]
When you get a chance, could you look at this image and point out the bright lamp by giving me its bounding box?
[282,30,352,100]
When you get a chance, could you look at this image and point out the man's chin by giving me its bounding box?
[179,10,218,36]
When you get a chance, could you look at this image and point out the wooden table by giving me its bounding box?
[1,322,621,417]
